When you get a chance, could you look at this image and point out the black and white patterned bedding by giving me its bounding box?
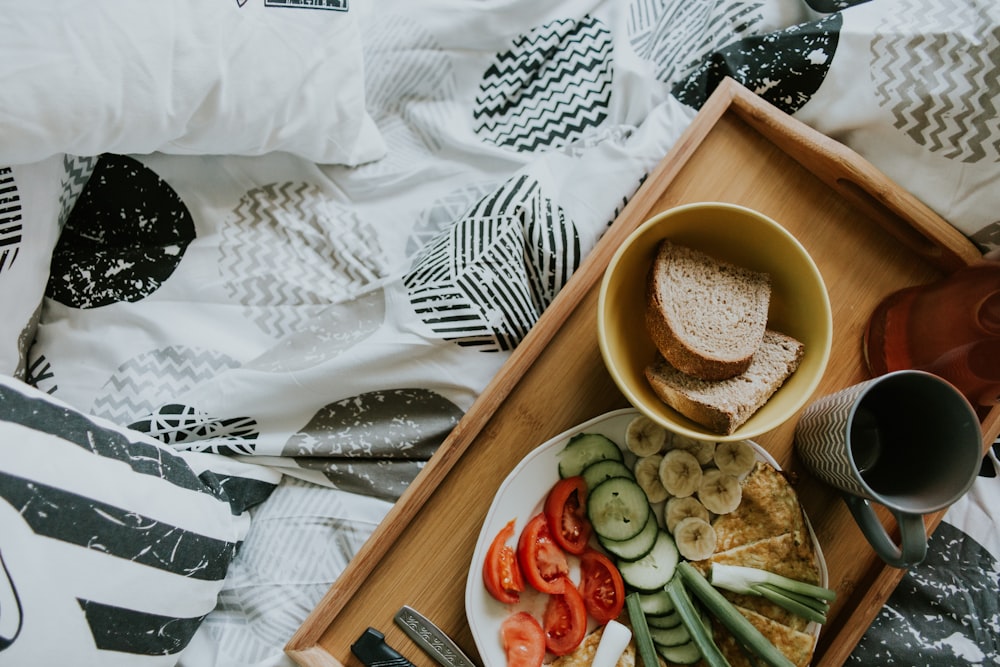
[1,1,998,666]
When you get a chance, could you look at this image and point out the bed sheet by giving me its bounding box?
[9,0,1000,666]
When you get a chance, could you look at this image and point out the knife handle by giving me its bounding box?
[351,627,417,667]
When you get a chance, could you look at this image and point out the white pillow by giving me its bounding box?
[0,1,385,166]
[0,376,281,666]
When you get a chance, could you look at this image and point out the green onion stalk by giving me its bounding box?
[625,592,660,667]
[665,576,731,667]
[709,563,836,625]
[677,562,797,667]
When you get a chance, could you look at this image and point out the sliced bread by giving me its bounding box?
[645,241,771,381]
[644,329,804,435]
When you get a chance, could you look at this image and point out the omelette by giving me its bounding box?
[710,605,817,667]
[703,461,822,666]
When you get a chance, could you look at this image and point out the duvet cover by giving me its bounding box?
[0,1,997,666]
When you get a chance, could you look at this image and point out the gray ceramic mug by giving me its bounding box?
[794,370,982,568]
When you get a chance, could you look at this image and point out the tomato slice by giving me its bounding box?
[542,580,588,656]
[578,548,625,624]
[517,513,570,594]
[501,611,546,667]
[483,519,524,604]
[543,476,591,555]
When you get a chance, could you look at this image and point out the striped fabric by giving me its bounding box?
[0,376,280,666]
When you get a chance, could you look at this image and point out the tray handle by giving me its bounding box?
[719,78,980,273]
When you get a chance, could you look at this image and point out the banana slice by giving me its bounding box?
[664,496,710,534]
[673,516,717,561]
[658,449,702,498]
[634,454,670,503]
[692,441,717,466]
[713,440,757,479]
[672,434,716,466]
[625,415,668,457]
[697,467,742,514]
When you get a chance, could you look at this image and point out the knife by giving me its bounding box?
[394,605,480,667]
[351,627,416,667]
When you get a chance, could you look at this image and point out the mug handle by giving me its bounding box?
[843,495,928,568]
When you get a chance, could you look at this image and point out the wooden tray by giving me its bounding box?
[286,77,999,667]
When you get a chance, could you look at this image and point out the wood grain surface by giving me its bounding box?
[285,78,998,667]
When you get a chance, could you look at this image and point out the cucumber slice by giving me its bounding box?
[649,623,691,648]
[586,477,649,542]
[616,530,679,592]
[558,433,624,478]
[581,459,634,490]
[646,610,683,629]
[597,511,657,561]
[655,640,701,665]
[637,589,676,616]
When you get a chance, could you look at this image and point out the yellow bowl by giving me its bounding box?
[597,202,833,441]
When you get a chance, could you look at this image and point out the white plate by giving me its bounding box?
[464,408,828,667]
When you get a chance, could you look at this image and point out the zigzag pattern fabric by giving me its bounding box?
[795,384,873,498]
[361,13,454,167]
[89,346,241,426]
[219,182,388,340]
[871,0,1000,164]
[474,16,613,152]
[57,156,97,229]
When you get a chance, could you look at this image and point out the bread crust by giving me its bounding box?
[645,241,770,381]
[644,330,804,435]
